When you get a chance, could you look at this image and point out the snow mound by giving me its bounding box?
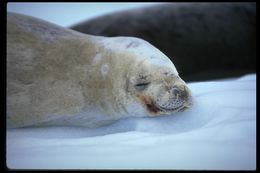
[6,74,256,170]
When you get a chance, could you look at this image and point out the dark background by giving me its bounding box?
[71,3,256,82]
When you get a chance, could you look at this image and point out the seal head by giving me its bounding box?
[102,37,192,116]
[127,54,192,115]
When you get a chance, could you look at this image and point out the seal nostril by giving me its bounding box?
[171,87,180,96]
[171,86,189,100]
[180,90,188,100]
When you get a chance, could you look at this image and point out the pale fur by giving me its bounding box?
[7,12,192,128]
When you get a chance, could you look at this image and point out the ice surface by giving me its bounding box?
[6,74,256,170]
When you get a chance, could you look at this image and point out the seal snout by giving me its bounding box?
[171,85,191,104]
[150,84,192,114]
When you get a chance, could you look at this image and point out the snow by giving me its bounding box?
[6,74,256,170]
[7,3,159,27]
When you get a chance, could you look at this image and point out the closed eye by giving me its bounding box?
[134,82,150,91]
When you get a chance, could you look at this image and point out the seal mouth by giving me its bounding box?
[154,96,192,113]
[154,92,193,113]
[156,104,184,112]
[148,102,189,114]
[137,94,191,115]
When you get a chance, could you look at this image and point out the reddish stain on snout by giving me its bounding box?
[137,94,161,115]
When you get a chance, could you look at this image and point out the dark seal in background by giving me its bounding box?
[71,3,256,82]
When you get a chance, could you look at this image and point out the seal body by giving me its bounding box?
[7,12,192,128]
